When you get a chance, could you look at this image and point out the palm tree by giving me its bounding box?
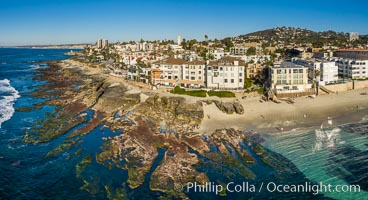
[204,34,208,41]
[315,70,321,82]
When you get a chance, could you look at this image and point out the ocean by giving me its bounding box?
[0,48,367,200]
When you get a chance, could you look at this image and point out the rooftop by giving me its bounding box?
[273,61,305,68]
[336,49,368,52]
[153,57,205,65]
[208,56,245,66]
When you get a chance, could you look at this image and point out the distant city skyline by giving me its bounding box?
[1,0,368,46]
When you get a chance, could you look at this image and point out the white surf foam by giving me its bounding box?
[0,79,20,128]
[313,127,341,153]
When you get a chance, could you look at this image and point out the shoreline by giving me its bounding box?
[199,91,368,135]
[60,58,368,136]
[25,57,367,198]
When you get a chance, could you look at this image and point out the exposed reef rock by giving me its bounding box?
[25,60,327,199]
[209,100,244,114]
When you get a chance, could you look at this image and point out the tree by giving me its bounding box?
[246,47,256,56]
[207,53,215,60]
[204,34,208,41]
[222,38,234,51]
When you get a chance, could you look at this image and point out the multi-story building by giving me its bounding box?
[127,66,139,81]
[332,49,368,79]
[320,61,339,84]
[181,59,205,88]
[269,62,311,93]
[335,59,368,79]
[103,39,108,48]
[177,35,182,46]
[207,48,225,60]
[230,46,249,55]
[97,39,103,49]
[292,58,338,85]
[151,57,206,88]
[151,57,186,87]
[97,38,108,49]
[246,63,264,79]
[349,32,359,41]
[334,49,368,60]
[206,57,245,89]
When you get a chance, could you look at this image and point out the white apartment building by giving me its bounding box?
[207,48,225,60]
[329,49,368,80]
[269,62,311,93]
[335,59,368,79]
[292,58,338,85]
[206,57,245,89]
[320,62,339,85]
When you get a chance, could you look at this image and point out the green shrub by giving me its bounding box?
[244,78,254,89]
[170,86,207,97]
[208,90,236,98]
[256,88,265,94]
[185,90,207,97]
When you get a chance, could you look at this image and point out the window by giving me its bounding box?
[208,67,212,70]
[198,76,201,79]
[191,77,195,80]
[231,79,234,83]
[239,73,242,76]
[198,71,202,74]
[239,79,243,82]
[224,79,228,83]
[185,76,189,79]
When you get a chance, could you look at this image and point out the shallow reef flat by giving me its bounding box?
[22,60,329,199]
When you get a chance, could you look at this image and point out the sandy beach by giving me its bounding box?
[62,59,368,135]
[199,89,368,134]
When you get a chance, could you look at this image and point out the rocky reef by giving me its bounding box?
[204,100,244,114]
[23,60,329,199]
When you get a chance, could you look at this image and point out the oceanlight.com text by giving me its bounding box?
[184,182,361,195]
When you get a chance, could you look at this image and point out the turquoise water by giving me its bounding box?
[263,124,368,200]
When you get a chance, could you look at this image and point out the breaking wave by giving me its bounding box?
[0,79,20,128]
[313,127,341,153]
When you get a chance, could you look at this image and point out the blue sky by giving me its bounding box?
[0,0,367,46]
